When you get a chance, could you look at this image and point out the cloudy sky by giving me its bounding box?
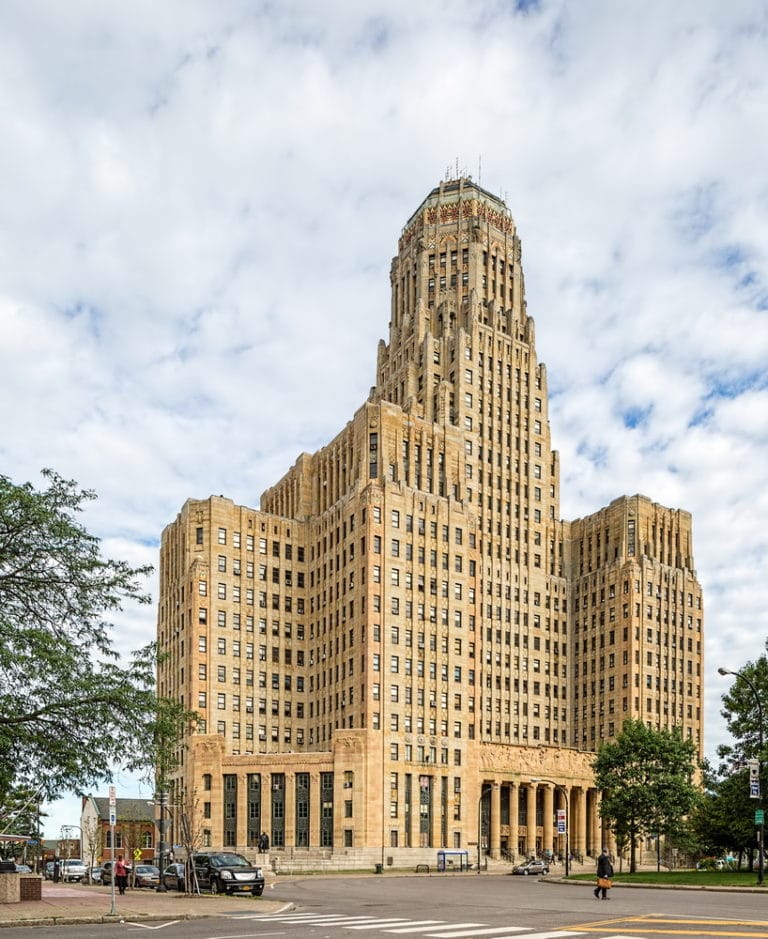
[2,0,767,839]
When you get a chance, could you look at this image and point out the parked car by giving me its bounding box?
[100,861,129,886]
[133,864,160,888]
[60,859,88,882]
[43,862,55,880]
[84,866,102,884]
[162,862,187,892]
[14,864,32,873]
[192,853,265,896]
[512,859,549,876]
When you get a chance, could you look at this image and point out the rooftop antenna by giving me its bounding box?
[478,154,482,186]
[455,157,459,179]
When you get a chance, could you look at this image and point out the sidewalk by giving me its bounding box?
[0,881,287,929]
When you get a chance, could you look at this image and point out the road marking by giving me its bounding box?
[492,933,582,939]
[345,921,430,930]
[382,923,446,933]
[427,928,526,938]
[206,933,287,938]
[396,926,488,936]
[126,923,180,930]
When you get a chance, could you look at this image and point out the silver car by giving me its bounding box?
[511,859,549,875]
[60,859,88,882]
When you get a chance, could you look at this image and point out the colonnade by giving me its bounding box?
[479,779,610,862]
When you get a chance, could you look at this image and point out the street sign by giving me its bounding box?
[751,781,761,799]
[109,785,116,806]
[556,809,567,834]
[109,809,116,826]
[133,848,142,861]
[756,809,765,825]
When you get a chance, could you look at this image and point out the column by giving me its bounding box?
[577,786,588,860]
[542,785,553,858]
[491,781,501,858]
[590,788,600,857]
[237,772,249,850]
[510,783,519,860]
[559,786,570,862]
[284,771,296,848]
[525,784,535,857]
[309,772,321,847]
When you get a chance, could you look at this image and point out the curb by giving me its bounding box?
[541,876,768,893]
[0,900,295,929]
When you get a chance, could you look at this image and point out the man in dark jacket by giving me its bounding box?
[594,849,613,899]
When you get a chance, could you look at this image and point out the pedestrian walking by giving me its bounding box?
[594,848,613,899]
[114,855,129,895]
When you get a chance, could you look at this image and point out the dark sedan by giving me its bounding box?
[162,862,187,892]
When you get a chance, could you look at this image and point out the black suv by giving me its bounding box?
[192,852,264,896]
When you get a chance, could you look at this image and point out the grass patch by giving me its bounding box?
[569,870,768,888]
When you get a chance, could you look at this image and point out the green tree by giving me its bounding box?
[689,767,756,868]
[714,653,768,873]
[0,469,156,798]
[718,647,768,767]
[0,785,45,863]
[593,719,700,872]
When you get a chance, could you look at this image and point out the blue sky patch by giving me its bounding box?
[622,405,652,429]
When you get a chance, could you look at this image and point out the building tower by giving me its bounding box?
[157,179,702,868]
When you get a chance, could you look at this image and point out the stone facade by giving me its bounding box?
[157,178,702,866]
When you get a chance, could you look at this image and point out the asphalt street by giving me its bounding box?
[4,874,768,939]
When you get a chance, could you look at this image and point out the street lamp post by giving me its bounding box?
[531,778,569,877]
[718,666,764,887]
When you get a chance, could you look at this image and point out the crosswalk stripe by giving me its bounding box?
[273,916,382,924]
[395,925,487,936]
[267,917,372,923]
[345,922,426,930]
[382,922,445,933]
[495,932,583,939]
[233,910,646,939]
[426,928,526,938]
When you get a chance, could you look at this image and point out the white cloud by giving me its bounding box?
[2,0,768,833]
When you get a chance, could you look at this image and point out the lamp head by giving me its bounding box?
[718,667,731,677]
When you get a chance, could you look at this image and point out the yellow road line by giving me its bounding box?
[572,931,768,937]
[564,914,768,936]
[638,920,768,927]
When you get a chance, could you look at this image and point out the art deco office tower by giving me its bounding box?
[157,179,703,865]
